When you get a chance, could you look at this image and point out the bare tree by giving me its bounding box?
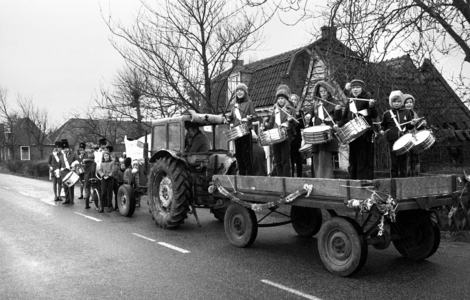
[17,96,56,159]
[103,0,274,114]
[0,87,21,160]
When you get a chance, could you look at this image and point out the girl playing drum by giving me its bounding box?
[226,83,257,176]
[403,94,427,177]
[264,84,297,177]
[305,81,341,178]
[379,91,417,178]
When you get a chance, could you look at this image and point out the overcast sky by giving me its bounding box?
[0,0,468,127]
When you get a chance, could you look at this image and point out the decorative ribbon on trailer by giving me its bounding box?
[208,179,313,212]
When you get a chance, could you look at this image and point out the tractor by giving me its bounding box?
[145,111,237,228]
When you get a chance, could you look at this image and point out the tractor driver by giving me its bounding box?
[184,122,210,153]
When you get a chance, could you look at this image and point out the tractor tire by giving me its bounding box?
[117,184,136,217]
[148,156,190,229]
[291,206,322,237]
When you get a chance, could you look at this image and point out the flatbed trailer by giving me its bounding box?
[210,174,469,276]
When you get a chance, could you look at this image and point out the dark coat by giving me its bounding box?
[48,152,62,171]
[381,108,415,141]
[187,131,210,153]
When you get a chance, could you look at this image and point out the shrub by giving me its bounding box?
[3,160,49,177]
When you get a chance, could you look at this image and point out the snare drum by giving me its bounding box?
[259,128,287,146]
[412,130,435,153]
[302,125,332,145]
[299,144,313,159]
[62,171,80,187]
[392,133,414,155]
[335,115,370,144]
[224,124,250,142]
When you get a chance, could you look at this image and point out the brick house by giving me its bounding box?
[0,117,53,161]
[211,26,470,172]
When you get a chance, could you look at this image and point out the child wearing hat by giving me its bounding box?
[305,81,341,179]
[48,141,63,201]
[403,94,426,176]
[225,83,258,175]
[334,79,377,179]
[289,94,305,177]
[264,84,297,177]
[379,91,417,178]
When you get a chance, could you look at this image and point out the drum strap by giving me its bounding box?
[234,103,242,121]
[64,154,71,169]
[349,100,358,114]
[53,153,60,163]
[390,110,404,132]
[318,103,325,120]
[275,106,281,126]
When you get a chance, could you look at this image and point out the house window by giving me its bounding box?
[20,146,30,161]
[227,73,240,102]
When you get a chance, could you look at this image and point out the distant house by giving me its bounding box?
[48,118,151,154]
[0,117,53,161]
[211,26,470,171]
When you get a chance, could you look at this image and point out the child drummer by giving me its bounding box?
[334,79,377,180]
[225,83,257,176]
[264,84,297,177]
[379,91,416,178]
[403,94,426,177]
[305,81,341,179]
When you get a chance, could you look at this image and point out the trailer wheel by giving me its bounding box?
[318,217,368,277]
[211,207,226,222]
[148,157,190,229]
[117,184,136,217]
[224,203,258,248]
[392,210,438,260]
[291,206,322,237]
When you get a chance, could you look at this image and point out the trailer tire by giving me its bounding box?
[117,184,136,217]
[392,210,438,260]
[291,206,322,237]
[148,157,190,229]
[224,203,258,248]
[318,216,368,277]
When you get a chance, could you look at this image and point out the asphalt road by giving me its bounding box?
[1,173,470,300]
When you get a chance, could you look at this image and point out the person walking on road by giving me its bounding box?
[48,141,63,201]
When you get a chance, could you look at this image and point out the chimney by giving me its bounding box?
[232,59,244,67]
[321,26,337,39]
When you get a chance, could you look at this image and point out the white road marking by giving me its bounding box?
[132,233,156,242]
[3,187,11,189]
[261,280,322,300]
[40,198,56,206]
[74,212,102,222]
[157,242,190,254]
[19,192,30,196]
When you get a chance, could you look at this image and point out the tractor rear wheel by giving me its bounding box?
[148,156,191,229]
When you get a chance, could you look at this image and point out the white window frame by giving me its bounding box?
[20,146,30,161]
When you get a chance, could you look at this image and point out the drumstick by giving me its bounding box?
[399,117,424,126]
[313,96,339,107]
[348,98,376,102]
[278,106,300,123]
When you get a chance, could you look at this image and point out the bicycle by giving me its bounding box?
[88,178,101,211]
